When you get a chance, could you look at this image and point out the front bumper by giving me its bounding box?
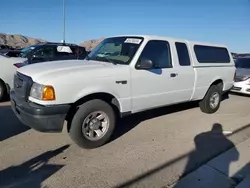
[10,91,70,132]
[231,82,250,95]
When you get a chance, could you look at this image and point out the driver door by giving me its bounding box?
[131,40,181,112]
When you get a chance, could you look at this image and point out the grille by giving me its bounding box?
[232,86,241,91]
[14,72,33,100]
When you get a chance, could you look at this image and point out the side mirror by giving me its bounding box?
[137,59,153,69]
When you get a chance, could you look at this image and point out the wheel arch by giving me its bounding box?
[0,78,6,85]
[201,79,224,99]
[65,92,121,132]
[210,79,224,91]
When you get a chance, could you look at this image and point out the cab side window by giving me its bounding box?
[137,40,172,69]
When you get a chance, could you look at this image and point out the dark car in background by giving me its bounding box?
[0,44,15,54]
[11,42,88,67]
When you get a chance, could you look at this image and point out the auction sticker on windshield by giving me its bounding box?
[57,46,73,53]
[124,38,142,44]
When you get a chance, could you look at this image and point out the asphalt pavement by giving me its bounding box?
[0,94,250,188]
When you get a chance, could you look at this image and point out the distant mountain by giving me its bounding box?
[1,33,248,57]
[0,33,46,48]
[80,38,104,51]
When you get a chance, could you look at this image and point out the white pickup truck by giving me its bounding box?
[10,35,235,149]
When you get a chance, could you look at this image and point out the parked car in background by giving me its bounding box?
[10,35,235,149]
[0,54,27,101]
[11,42,88,67]
[231,57,250,95]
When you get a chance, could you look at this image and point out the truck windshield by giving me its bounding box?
[86,36,143,65]
[235,58,250,69]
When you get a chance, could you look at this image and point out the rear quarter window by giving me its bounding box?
[194,45,230,63]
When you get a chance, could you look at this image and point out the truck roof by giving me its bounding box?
[108,34,228,48]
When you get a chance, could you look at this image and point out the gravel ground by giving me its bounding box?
[0,94,250,188]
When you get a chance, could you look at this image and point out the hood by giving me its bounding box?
[17,59,129,82]
[236,68,250,77]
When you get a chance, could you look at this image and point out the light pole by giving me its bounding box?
[62,0,66,43]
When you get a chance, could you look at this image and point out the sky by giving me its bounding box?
[0,0,249,53]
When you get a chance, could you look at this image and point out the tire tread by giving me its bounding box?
[199,84,222,114]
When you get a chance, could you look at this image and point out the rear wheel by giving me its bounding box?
[0,81,7,102]
[69,99,116,149]
[199,85,222,114]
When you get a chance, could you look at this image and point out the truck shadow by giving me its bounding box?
[0,104,30,141]
[230,92,250,98]
[111,93,230,143]
[111,101,199,142]
[0,145,69,188]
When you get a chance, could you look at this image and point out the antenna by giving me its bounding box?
[62,0,66,43]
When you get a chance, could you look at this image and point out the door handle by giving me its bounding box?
[116,80,127,84]
[170,73,178,77]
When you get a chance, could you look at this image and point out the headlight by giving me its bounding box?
[30,82,56,100]
[241,76,250,85]
[246,78,250,85]
[242,76,250,81]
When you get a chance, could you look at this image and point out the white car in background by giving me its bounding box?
[0,54,27,100]
[231,57,250,95]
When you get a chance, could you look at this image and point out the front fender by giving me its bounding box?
[73,85,131,113]
[74,86,121,102]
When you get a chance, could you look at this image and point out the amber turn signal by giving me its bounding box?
[42,86,56,100]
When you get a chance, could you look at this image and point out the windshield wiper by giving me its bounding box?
[89,55,117,65]
[103,56,117,65]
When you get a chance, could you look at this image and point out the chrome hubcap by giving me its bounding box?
[209,92,220,109]
[82,111,109,141]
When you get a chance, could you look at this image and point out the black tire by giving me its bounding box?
[199,85,222,114]
[69,99,116,149]
[0,81,7,102]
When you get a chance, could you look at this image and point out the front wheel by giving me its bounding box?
[199,85,222,114]
[69,99,116,149]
